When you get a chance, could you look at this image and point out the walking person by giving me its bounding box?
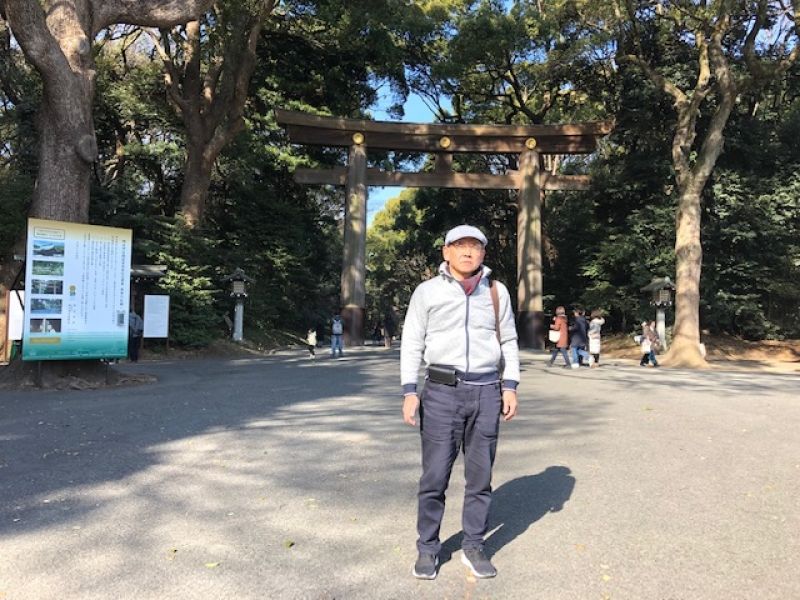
[639,321,660,367]
[588,310,605,367]
[569,308,592,368]
[547,306,572,367]
[128,309,144,362]
[330,314,344,357]
[306,327,317,359]
[648,320,661,366]
[401,225,520,580]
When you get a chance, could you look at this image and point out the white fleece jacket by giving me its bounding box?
[400,263,520,392]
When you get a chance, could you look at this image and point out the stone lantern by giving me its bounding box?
[223,268,254,342]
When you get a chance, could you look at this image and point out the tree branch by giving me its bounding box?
[205,0,274,153]
[91,0,214,35]
[620,54,687,105]
[182,20,203,120]
[691,17,737,189]
[1,0,71,80]
[145,28,189,113]
[743,0,800,85]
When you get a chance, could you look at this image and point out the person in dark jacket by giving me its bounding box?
[569,308,592,368]
[128,310,143,362]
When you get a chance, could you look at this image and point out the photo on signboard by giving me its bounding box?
[30,279,64,295]
[32,260,64,276]
[32,240,65,258]
[30,298,62,314]
[30,318,62,333]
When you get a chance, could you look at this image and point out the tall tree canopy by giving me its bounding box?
[2,0,799,358]
[578,0,800,365]
[0,0,213,222]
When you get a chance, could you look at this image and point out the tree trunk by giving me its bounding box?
[23,16,97,223]
[0,3,97,362]
[31,104,95,222]
[660,183,709,368]
[2,0,215,222]
[159,1,274,228]
[179,145,214,227]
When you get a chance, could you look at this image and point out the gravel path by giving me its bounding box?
[1,349,798,599]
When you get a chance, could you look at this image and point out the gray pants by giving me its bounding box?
[417,380,502,554]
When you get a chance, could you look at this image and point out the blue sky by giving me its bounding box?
[365,93,439,225]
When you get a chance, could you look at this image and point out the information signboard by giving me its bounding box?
[22,218,132,360]
[143,295,170,338]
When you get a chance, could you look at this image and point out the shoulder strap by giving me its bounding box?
[489,280,500,344]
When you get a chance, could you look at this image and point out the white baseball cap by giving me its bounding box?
[444,225,488,246]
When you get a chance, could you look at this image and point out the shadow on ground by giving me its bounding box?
[439,465,575,564]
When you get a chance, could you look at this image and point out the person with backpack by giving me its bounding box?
[330,314,344,357]
[400,225,519,581]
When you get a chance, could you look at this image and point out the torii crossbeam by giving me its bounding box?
[275,108,612,348]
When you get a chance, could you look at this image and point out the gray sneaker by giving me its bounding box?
[461,548,497,578]
[412,552,439,579]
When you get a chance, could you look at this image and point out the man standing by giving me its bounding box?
[128,309,144,362]
[401,224,520,580]
[330,314,344,357]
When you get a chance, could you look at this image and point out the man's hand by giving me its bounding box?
[501,390,518,421]
[403,394,420,426]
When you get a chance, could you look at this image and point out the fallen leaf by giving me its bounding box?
[205,562,220,568]
[602,574,612,582]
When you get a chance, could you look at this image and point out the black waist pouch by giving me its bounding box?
[427,364,457,385]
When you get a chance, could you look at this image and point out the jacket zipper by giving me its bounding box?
[464,291,470,376]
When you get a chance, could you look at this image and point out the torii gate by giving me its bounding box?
[275,109,611,348]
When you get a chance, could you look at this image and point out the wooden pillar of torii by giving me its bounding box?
[275,109,611,348]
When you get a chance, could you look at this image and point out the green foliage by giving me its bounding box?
[366,171,518,334]
[0,170,31,256]
[702,169,800,339]
[206,132,343,334]
[411,0,613,123]
[82,3,380,346]
[366,190,427,331]
[3,1,800,346]
[146,219,222,347]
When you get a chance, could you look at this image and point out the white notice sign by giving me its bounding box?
[8,291,24,341]
[143,295,170,338]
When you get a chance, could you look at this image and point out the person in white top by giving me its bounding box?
[588,310,605,367]
[401,224,519,581]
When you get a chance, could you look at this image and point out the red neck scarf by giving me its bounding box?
[457,271,482,296]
